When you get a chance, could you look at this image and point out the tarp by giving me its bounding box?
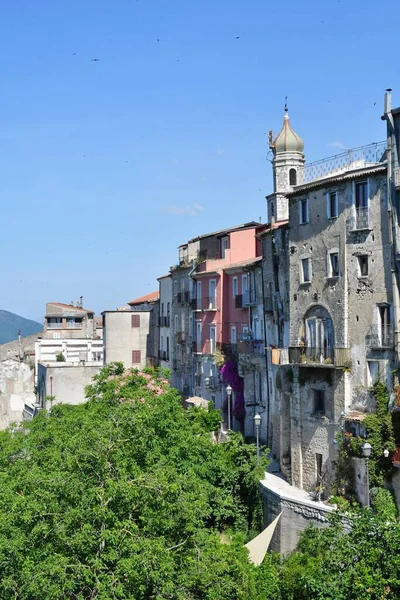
[245,512,282,565]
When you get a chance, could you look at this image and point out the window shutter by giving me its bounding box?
[131,314,140,328]
[132,350,141,364]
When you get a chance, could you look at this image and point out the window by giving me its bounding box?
[354,181,369,229]
[196,281,202,310]
[328,252,339,278]
[232,276,238,298]
[301,258,311,283]
[209,279,216,309]
[209,325,216,352]
[174,315,178,333]
[378,305,392,346]
[270,201,275,220]
[131,314,140,328]
[132,350,141,364]
[47,317,62,329]
[367,361,380,386]
[66,318,82,329]
[289,168,297,186]
[358,255,369,277]
[313,390,325,415]
[166,337,170,360]
[299,199,309,224]
[231,325,237,344]
[327,191,338,218]
[221,236,229,258]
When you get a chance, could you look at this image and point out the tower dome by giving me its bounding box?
[273,108,304,155]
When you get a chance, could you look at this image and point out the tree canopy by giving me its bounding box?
[0,364,275,599]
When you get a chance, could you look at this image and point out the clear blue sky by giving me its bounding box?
[0,0,397,322]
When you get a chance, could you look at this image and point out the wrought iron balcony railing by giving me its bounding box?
[289,346,351,367]
[366,324,394,349]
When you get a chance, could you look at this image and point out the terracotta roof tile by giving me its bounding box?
[128,291,159,305]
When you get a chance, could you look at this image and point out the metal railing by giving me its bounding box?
[289,346,350,366]
[367,324,394,348]
[192,340,217,354]
[67,321,82,329]
[243,290,258,306]
[304,141,386,183]
[47,322,63,329]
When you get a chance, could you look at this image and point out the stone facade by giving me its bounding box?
[103,309,152,369]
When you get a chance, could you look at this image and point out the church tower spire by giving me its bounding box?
[267,104,305,223]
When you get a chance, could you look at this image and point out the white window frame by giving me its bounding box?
[196,280,202,310]
[231,325,237,344]
[232,276,238,298]
[367,360,380,386]
[299,198,309,224]
[209,279,217,309]
[352,179,370,229]
[357,254,369,278]
[327,248,340,278]
[326,191,338,219]
[301,257,311,283]
[209,325,216,352]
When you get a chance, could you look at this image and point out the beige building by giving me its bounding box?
[43,300,95,339]
[103,291,159,369]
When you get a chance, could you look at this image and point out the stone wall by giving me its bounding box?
[37,363,102,408]
[0,359,35,429]
[260,473,334,555]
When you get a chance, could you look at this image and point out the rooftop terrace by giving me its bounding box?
[304,140,387,183]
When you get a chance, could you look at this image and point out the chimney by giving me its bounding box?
[384,88,392,116]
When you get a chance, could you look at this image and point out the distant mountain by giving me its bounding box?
[0,310,42,345]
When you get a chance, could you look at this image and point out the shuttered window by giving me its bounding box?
[132,350,141,364]
[131,314,140,328]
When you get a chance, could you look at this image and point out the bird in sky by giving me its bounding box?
[91,58,100,62]
[236,36,240,39]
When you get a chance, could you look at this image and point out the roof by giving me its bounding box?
[345,410,367,422]
[183,221,260,246]
[256,220,289,237]
[223,256,262,272]
[192,256,262,277]
[273,111,304,154]
[128,291,159,305]
[157,273,171,280]
[47,302,94,313]
[288,163,386,196]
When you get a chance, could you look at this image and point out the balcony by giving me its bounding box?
[47,322,63,329]
[67,321,83,329]
[192,340,217,354]
[205,375,218,390]
[202,296,217,311]
[289,346,351,367]
[176,331,186,344]
[366,324,394,349]
[243,290,258,306]
[348,207,371,231]
[159,316,170,327]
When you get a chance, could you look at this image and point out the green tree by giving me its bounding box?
[0,363,273,599]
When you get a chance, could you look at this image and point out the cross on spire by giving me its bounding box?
[284,96,288,113]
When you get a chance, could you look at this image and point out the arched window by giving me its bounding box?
[289,168,297,186]
[270,202,275,217]
[298,305,334,363]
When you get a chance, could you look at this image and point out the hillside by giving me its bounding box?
[0,310,42,344]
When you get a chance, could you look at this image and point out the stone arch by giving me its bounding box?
[299,304,335,358]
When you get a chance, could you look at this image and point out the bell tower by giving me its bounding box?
[266,103,305,223]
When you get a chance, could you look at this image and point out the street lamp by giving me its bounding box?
[383,448,389,458]
[362,441,372,508]
[254,413,262,465]
[226,385,233,430]
[204,376,210,389]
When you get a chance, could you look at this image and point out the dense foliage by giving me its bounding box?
[1,364,400,599]
[0,363,274,599]
[279,504,400,600]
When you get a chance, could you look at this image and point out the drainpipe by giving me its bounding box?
[383,89,400,380]
[261,232,272,448]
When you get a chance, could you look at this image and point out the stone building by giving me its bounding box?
[43,301,96,339]
[158,274,172,369]
[261,100,397,493]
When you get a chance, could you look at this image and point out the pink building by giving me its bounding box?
[191,224,263,424]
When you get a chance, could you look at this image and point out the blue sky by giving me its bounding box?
[0,0,397,321]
